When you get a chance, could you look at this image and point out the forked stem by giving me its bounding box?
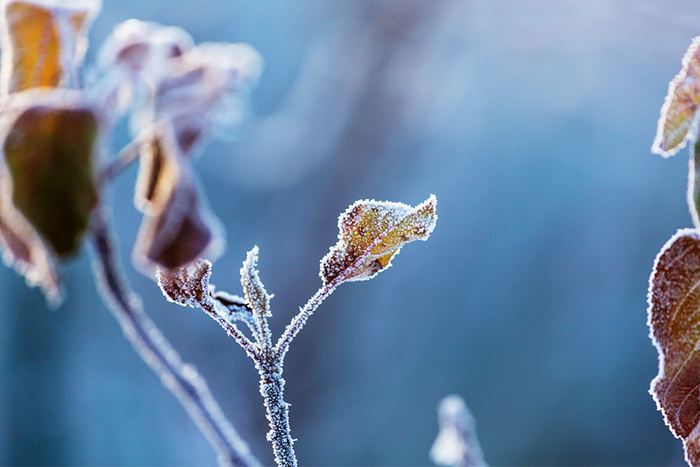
[88,209,260,467]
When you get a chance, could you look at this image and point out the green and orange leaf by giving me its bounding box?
[320,195,437,285]
[3,102,99,256]
[648,229,700,466]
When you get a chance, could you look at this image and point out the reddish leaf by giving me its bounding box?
[648,229,700,465]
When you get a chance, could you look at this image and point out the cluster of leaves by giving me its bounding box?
[157,195,437,467]
[0,2,449,466]
[649,36,700,467]
[0,0,262,306]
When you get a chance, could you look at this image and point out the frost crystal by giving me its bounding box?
[320,195,437,285]
[431,395,487,467]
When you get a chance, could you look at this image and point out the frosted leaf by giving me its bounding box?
[133,129,181,215]
[211,290,254,323]
[149,41,263,155]
[97,19,193,81]
[0,170,61,306]
[1,94,99,256]
[430,395,488,467]
[132,129,224,273]
[156,258,212,308]
[240,246,272,319]
[0,0,101,95]
[320,195,437,285]
[652,37,700,158]
[648,229,700,466]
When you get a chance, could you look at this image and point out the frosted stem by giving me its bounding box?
[256,354,297,467]
[89,210,260,467]
[275,280,339,360]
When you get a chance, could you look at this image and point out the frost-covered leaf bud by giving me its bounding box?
[320,195,437,285]
[157,258,212,308]
[652,37,700,158]
[240,246,271,319]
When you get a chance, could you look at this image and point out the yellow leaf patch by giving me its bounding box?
[1,0,99,95]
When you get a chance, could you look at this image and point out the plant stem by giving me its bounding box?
[256,353,296,467]
[89,209,260,467]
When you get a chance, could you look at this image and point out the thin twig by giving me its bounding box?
[99,136,142,183]
[275,212,402,360]
[88,209,261,467]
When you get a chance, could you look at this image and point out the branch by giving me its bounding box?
[88,209,261,467]
[99,135,142,183]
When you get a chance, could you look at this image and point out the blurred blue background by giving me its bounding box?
[0,0,697,465]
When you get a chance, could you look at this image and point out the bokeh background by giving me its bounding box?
[0,0,698,465]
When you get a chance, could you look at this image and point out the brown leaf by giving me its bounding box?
[133,130,223,273]
[648,229,700,466]
[3,102,99,256]
[0,0,99,95]
[652,38,700,158]
[0,166,61,306]
[320,195,437,286]
[156,258,212,308]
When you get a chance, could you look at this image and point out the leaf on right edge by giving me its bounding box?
[320,195,437,286]
[652,37,700,158]
[648,228,700,466]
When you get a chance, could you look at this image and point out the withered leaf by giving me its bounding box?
[4,104,99,256]
[134,134,179,214]
[156,258,212,308]
[652,37,700,158]
[133,131,223,273]
[1,0,99,95]
[648,229,700,466]
[0,170,61,305]
[320,195,437,286]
